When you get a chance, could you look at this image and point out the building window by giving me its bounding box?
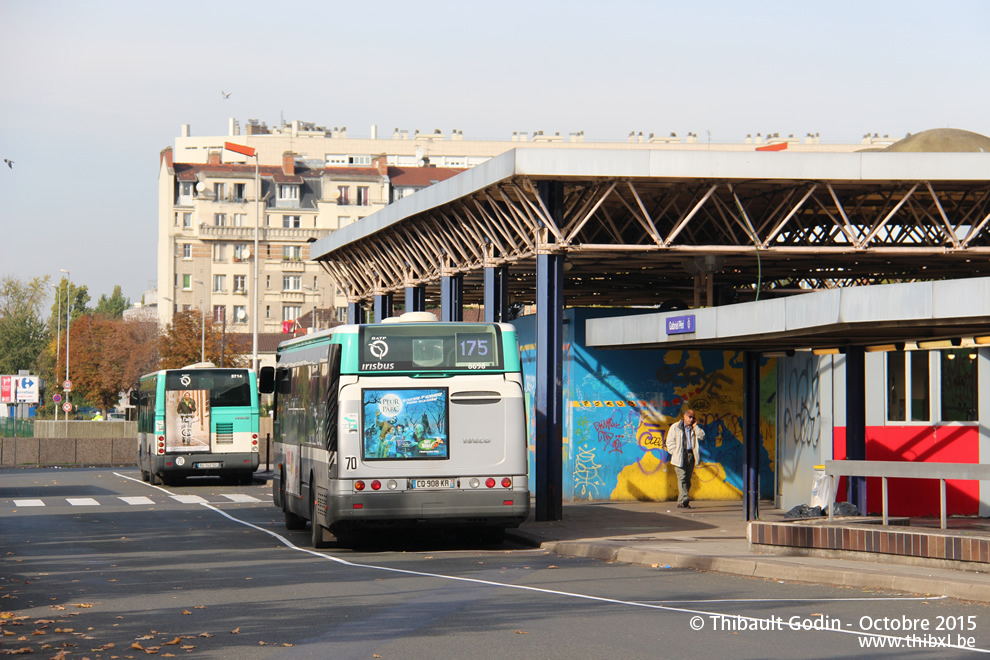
[182,304,191,312]
[213,244,227,262]
[213,274,226,293]
[283,305,301,322]
[182,244,192,259]
[337,186,350,205]
[336,307,348,323]
[182,274,192,290]
[233,244,249,262]
[233,305,246,324]
[266,305,271,318]
[214,182,226,200]
[233,183,245,201]
[283,275,301,291]
[181,182,194,197]
[213,305,226,323]
[326,154,347,166]
[278,184,299,200]
[266,275,271,289]
[233,213,246,227]
[940,349,979,421]
[233,275,246,293]
[357,187,370,206]
[283,245,302,261]
[351,155,371,165]
[283,215,301,228]
[214,213,227,227]
[886,351,930,422]
[183,212,192,228]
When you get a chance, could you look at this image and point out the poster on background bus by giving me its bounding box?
[164,389,211,452]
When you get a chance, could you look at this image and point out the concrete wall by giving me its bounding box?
[2,417,275,468]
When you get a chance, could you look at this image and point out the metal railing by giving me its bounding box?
[824,460,990,529]
[0,418,34,438]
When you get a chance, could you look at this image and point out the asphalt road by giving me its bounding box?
[2,468,989,659]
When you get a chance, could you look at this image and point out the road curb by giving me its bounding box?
[506,533,990,604]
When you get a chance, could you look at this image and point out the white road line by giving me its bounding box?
[13,499,45,507]
[170,495,208,504]
[66,498,100,506]
[118,496,155,505]
[201,503,990,655]
[221,494,263,503]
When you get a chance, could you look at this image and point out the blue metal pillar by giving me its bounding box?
[440,274,463,322]
[404,285,426,313]
[347,301,365,325]
[742,351,761,521]
[484,264,509,323]
[845,346,867,514]
[535,180,564,522]
[373,293,393,322]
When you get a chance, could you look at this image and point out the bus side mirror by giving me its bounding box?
[129,390,139,406]
[277,369,292,395]
[258,366,275,394]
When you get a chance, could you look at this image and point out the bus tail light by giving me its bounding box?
[354,480,366,491]
[501,477,512,488]
[371,480,382,491]
[485,478,496,488]
[157,436,165,455]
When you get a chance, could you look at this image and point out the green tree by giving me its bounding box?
[0,275,51,375]
[94,285,129,319]
[50,277,91,326]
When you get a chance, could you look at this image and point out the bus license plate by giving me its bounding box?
[413,479,454,489]
[196,462,221,469]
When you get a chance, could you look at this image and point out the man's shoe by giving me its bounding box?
[682,502,692,509]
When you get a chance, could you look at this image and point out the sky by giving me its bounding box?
[2,0,988,307]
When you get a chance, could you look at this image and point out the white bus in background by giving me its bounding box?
[260,312,530,548]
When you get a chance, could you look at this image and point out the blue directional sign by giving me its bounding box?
[666,314,696,335]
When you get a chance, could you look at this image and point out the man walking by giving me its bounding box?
[664,409,705,508]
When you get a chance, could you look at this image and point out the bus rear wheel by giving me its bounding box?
[281,470,307,531]
[149,470,162,486]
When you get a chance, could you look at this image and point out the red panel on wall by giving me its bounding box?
[833,425,978,517]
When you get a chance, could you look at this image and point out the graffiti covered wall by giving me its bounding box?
[515,309,776,502]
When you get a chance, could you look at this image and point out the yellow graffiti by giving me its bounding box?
[611,452,742,501]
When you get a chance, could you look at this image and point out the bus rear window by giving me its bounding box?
[165,370,252,407]
[358,324,503,373]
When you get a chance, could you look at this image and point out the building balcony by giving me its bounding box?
[197,225,329,242]
[281,260,306,271]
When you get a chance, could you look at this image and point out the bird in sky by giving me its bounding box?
[222,90,231,99]
[3,159,12,169]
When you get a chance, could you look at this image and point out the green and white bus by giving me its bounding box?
[134,362,261,485]
[260,312,530,548]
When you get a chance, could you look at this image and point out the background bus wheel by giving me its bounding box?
[149,471,162,486]
[140,469,149,482]
[310,498,332,549]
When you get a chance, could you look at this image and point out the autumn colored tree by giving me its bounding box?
[158,310,248,369]
[63,316,159,412]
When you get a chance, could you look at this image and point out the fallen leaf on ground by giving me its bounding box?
[198,632,214,638]
[136,634,155,640]
[181,610,192,615]
[73,603,94,609]
[132,641,146,650]
[230,627,240,634]
[163,637,182,645]
[514,630,529,634]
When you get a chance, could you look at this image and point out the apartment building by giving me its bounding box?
[157,118,876,357]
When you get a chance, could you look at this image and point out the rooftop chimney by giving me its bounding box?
[208,150,221,165]
[282,151,295,175]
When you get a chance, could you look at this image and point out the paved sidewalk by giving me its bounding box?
[505,500,990,603]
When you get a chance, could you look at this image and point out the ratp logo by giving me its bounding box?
[369,339,389,359]
[180,374,191,387]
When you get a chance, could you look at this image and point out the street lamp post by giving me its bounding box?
[194,279,206,363]
[60,269,70,421]
[51,284,61,421]
[224,141,260,372]
[303,285,318,333]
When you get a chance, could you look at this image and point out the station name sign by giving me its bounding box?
[666,314,696,335]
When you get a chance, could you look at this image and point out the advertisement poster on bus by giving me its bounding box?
[362,388,449,460]
[164,389,211,452]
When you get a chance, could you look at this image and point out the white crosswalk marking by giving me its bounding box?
[170,495,208,504]
[66,498,100,506]
[221,494,262,503]
[119,496,155,505]
[13,499,45,507]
